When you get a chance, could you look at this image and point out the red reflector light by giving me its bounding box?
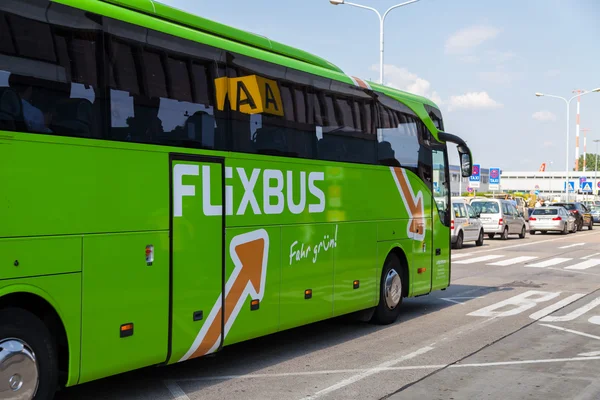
[418,267,427,274]
[529,217,537,221]
[498,218,503,225]
[451,220,454,230]
[552,216,562,221]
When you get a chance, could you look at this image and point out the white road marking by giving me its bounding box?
[538,297,600,322]
[164,380,191,400]
[529,293,587,320]
[468,291,561,318]
[456,230,600,256]
[451,253,474,260]
[578,351,600,357]
[559,243,585,249]
[299,346,434,400]
[174,356,600,383]
[565,259,600,270]
[453,255,504,265]
[582,252,600,259]
[525,258,572,268]
[487,256,538,266]
[440,296,486,305]
[450,355,600,368]
[539,323,600,340]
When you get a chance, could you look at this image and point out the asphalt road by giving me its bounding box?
[56,227,600,400]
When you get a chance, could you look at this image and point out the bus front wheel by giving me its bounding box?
[0,307,58,400]
[371,253,404,325]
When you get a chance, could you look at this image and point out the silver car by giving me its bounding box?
[451,198,484,249]
[470,199,528,240]
[529,206,576,234]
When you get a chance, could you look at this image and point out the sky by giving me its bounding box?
[158,0,600,171]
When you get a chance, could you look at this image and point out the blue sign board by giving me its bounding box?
[489,167,500,185]
[580,176,587,186]
[469,164,481,188]
[582,181,593,193]
[564,181,575,192]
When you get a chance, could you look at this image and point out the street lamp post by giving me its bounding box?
[329,0,420,84]
[595,139,600,199]
[535,88,600,201]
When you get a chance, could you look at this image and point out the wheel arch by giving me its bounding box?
[0,285,71,387]
[379,243,410,298]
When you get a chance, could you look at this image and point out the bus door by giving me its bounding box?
[169,155,225,363]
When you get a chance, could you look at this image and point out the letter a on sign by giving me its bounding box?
[214,75,284,116]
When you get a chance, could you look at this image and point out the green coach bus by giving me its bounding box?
[0,0,473,398]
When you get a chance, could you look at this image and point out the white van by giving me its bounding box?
[451,197,484,249]
[470,198,527,240]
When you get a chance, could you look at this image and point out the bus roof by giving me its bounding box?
[99,0,344,74]
[96,0,441,111]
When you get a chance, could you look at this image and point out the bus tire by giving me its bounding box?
[0,307,58,400]
[371,253,404,325]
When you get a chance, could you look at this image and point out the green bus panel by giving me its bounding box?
[280,224,335,331]
[80,232,169,384]
[0,273,82,387]
[223,226,281,346]
[0,137,168,238]
[0,236,81,280]
[170,158,224,364]
[431,216,451,290]
[332,222,378,317]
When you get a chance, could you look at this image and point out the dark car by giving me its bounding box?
[554,202,593,231]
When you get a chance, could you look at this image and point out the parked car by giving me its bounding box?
[451,197,484,249]
[529,206,576,234]
[553,202,593,231]
[470,198,527,240]
[590,206,600,224]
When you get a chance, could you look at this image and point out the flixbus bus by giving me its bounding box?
[0,0,473,398]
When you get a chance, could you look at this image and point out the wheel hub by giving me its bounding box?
[0,339,38,400]
[384,269,402,310]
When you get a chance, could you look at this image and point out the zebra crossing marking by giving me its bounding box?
[453,255,504,265]
[487,256,539,266]
[564,259,600,270]
[524,258,572,268]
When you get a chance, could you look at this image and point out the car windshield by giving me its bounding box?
[532,208,558,215]
[471,201,499,214]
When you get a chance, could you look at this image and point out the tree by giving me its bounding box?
[576,153,600,171]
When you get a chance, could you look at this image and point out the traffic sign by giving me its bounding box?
[534,185,540,190]
[580,176,587,186]
[597,181,600,189]
[469,164,481,188]
[582,181,593,193]
[467,187,474,193]
[489,167,500,191]
[564,181,575,192]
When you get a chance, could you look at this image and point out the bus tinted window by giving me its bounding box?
[0,1,104,138]
[105,18,225,149]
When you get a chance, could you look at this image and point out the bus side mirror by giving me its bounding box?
[458,145,473,177]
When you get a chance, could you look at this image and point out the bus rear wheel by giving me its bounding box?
[0,308,58,400]
[371,253,404,325]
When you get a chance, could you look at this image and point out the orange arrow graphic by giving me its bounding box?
[391,167,425,241]
[179,229,269,361]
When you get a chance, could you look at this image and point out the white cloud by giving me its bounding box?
[532,110,557,122]
[447,92,503,111]
[375,64,442,105]
[445,25,500,55]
